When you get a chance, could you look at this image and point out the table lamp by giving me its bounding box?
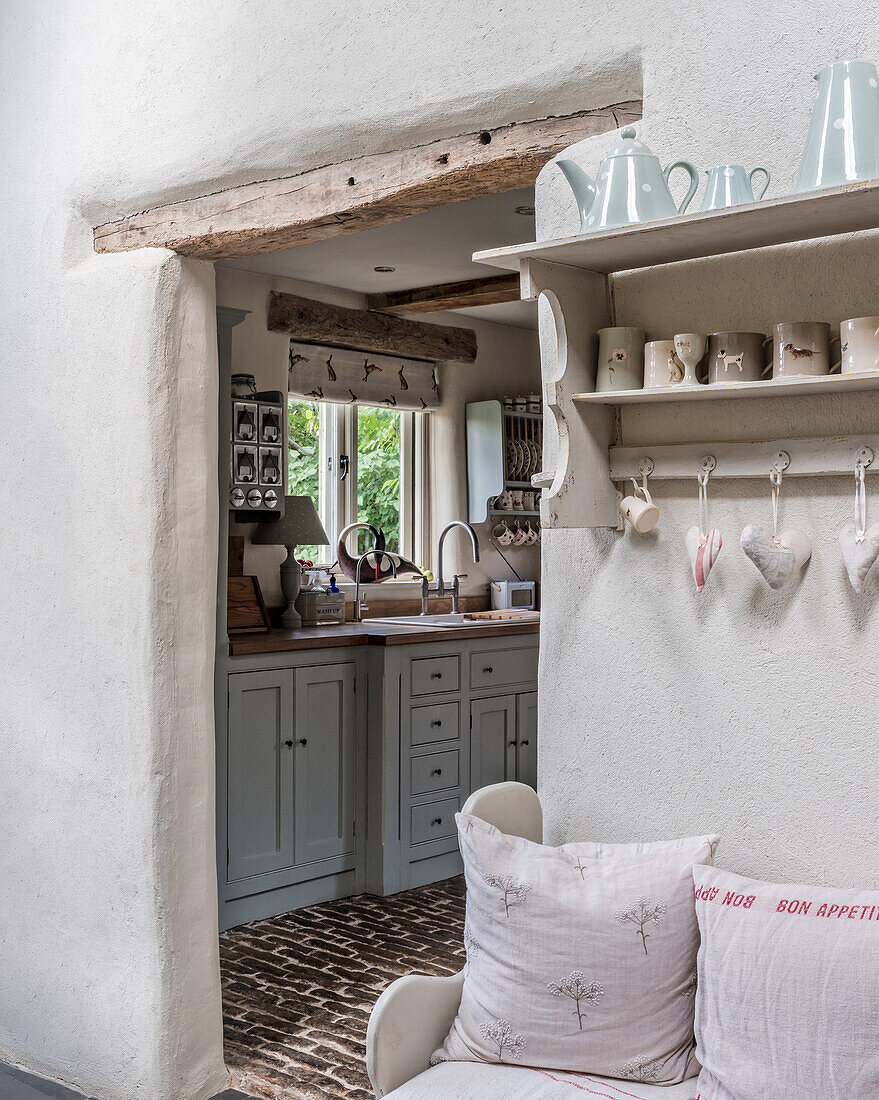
[252,495,329,627]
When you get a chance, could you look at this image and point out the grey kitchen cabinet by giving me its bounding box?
[218,650,366,930]
[227,669,296,882]
[292,663,356,865]
[470,689,538,792]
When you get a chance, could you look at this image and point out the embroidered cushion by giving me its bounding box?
[433,813,718,1083]
[693,866,879,1099]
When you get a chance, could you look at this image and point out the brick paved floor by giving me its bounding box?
[220,877,466,1100]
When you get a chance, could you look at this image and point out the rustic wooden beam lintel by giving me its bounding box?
[267,291,477,362]
[366,273,522,315]
[92,101,641,260]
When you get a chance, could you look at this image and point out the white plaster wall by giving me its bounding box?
[3,0,876,1096]
[216,266,541,600]
[533,17,879,888]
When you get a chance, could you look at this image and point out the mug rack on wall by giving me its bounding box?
[471,180,879,529]
[608,435,879,481]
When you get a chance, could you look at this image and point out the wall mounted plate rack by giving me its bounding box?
[472,179,879,530]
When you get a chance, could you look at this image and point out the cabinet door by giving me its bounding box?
[227,670,295,881]
[470,695,517,794]
[516,691,538,790]
[293,663,356,864]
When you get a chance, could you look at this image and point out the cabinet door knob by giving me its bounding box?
[483,666,493,674]
[520,739,530,746]
[299,738,308,746]
[284,739,294,747]
[509,739,518,746]
[431,671,442,679]
[431,768,442,776]
[431,817,443,826]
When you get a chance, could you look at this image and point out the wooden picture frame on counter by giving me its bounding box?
[227,575,271,634]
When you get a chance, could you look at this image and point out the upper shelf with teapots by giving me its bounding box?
[474,61,879,277]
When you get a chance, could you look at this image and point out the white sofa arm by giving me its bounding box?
[366,970,465,1098]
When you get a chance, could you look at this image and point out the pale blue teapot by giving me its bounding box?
[556,127,699,233]
[796,60,879,192]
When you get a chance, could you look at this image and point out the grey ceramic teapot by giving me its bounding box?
[556,127,699,233]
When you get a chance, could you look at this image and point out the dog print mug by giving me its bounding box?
[838,316,879,374]
[769,321,840,379]
[707,331,771,384]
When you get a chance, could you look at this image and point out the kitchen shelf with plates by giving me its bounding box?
[466,398,543,526]
[471,61,879,530]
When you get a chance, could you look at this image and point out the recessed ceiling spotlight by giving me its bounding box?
[373,265,396,272]
[515,205,535,216]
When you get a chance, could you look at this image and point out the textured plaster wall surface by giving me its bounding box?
[3,0,876,1097]
[216,266,540,600]
[534,17,879,888]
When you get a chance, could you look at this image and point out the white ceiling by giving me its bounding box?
[219,188,538,329]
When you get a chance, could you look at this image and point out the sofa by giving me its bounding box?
[365,782,701,1099]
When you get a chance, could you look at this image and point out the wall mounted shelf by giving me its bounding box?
[573,372,879,404]
[473,180,879,275]
[472,178,879,530]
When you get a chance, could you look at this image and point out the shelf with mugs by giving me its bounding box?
[573,371,879,404]
[466,399,544,525]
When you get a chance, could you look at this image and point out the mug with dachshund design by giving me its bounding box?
[769,321,840,379]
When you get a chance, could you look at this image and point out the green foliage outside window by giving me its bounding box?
[287,400,322,561]
[356,406,401,553]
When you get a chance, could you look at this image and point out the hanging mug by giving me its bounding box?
[492,520,514,546]
[511,522,528,546]
[620,481,660,533]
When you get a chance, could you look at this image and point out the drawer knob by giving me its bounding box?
[299,738,308,746]
[520,739,530,746]
[431,672,443,679]
[483,666,493,674]
[432,817,443,826]
[431,768,443,776]
[431,719,442,727]
[509,739,518,746]
[284,740,294,748]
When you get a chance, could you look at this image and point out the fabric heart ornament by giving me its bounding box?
[686,525,722,593]
[740,524,811,590]
[839,523,879,592]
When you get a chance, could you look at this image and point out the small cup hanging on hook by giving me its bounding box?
[685,456,722,594]
[619,458,659,533]
[740,454,811,590]
[839,446,879,592]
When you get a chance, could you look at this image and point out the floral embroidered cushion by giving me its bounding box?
[432,813,718,1083]
[692,866,879,1099]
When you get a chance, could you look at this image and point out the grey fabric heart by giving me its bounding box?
[740,524,811,590]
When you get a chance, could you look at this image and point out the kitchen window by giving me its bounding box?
[287,398,430,571]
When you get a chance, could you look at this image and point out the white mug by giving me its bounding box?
[839,316,879,374]
[511,522,528,546]
[492,521,514,545]
[496,489,513,511]
[511,490,524,510]
[620,482,660,533]
[523,490,535,510]
[769,321,840,379]
[524,522,539,545]
[644,340,684,388]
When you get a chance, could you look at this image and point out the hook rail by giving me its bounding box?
[608,434,879,481]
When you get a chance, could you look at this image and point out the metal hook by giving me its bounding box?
[637,457,655,477]
[772,450,791,474]
[856,445,875,469]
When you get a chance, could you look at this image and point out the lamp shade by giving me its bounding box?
[252,495,329,547]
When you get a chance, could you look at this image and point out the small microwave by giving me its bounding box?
[490,581,537,610]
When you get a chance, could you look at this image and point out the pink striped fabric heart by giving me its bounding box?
[686,526,722,594]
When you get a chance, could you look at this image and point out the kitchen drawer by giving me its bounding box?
[411,655,460,696]
[410,796,459,845]
[411,702,460,746]
[470,647,538,690]
[410,749,459,796]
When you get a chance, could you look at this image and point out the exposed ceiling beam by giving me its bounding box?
[93,101,641,261]
[366,273,522,315]
[267,291,477,362]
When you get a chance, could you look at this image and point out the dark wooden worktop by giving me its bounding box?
[228,618,540,656]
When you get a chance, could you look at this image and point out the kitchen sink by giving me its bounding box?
[368,611,540,628]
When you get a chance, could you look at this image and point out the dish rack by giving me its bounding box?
[466,399,544,524]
